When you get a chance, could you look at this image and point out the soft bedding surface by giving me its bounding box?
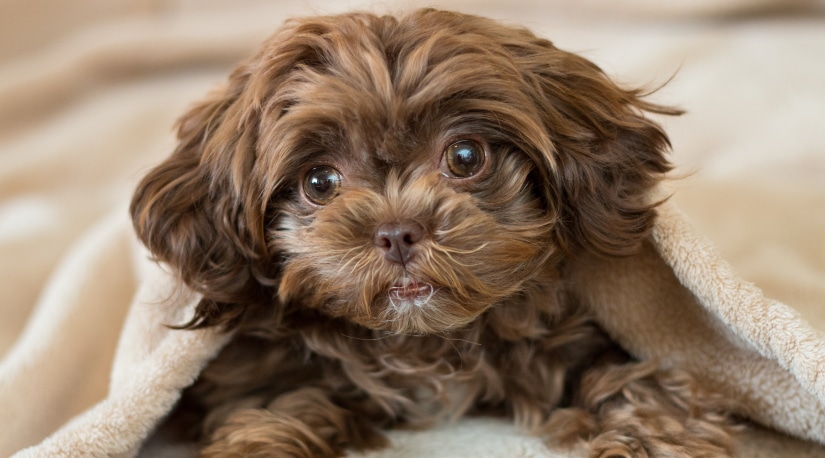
[1,1,824,456]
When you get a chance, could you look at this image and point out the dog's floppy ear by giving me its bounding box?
[130,59,269,329]
[130,18,327,328]
[131,15,389,328]
[521,42,680,257]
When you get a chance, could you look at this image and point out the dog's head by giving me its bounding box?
[131,9,676,334]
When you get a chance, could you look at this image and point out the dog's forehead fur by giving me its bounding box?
[250,10,555,189]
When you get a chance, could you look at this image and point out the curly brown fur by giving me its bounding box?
[131,9,740,458]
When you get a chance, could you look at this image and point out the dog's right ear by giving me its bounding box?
[131,16,369,329]
[130,58,272,329]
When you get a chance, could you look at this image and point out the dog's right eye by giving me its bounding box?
[442,139,486,179]
[303,166,342,205]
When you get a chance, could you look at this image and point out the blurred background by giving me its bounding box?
[1,0,823,359]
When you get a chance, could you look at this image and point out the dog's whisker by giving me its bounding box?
[433,333,482,347]
[430,241,490,259]
[340,333,395,342]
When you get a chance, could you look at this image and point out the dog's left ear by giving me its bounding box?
[520,42,680,257]
[129,60,270,329]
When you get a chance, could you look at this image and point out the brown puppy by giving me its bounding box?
[131,9,740,457]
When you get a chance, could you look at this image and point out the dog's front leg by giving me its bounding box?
[201,386,387,458]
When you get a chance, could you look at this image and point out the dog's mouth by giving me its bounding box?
[388,279,435,307]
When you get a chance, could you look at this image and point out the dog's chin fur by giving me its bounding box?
[131,8,742,458]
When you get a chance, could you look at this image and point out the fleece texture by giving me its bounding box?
[1,0,824,456]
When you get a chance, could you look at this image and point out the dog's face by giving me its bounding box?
[274,131,552,334]
[131,9,675,334]
[266,18,559,332]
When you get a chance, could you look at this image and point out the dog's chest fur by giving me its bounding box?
[185,292,613,436]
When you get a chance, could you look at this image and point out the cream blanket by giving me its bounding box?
[1,1,824,457]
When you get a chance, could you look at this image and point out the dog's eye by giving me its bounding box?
[303,166,342,205]
[443,139,486,178]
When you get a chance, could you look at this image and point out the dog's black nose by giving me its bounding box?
[374,221,425,266]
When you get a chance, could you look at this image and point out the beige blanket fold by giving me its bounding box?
[2,200,824,457]
[1,1,824,457]
[571,201,825,445]
[2,212,232,458]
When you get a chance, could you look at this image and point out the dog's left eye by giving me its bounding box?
[303,166,342,205]
[442,139,486,179]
